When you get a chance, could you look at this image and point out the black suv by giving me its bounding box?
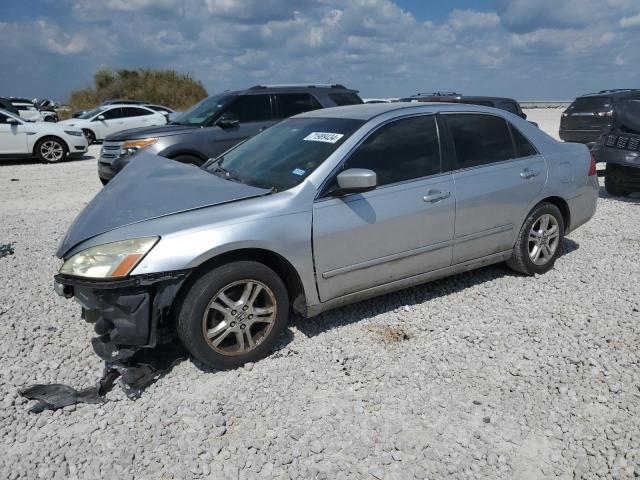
[397,92,532,122]
[590,91,640,196]
[97,84,363,184]
[559,89,640,145]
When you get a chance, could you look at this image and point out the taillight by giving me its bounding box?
[596,110,613,117]
[588,153,597,176]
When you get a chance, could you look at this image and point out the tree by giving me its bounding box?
[68,68,208,113]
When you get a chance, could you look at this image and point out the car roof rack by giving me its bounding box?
[414,91,461,97]
[248,84,348,90]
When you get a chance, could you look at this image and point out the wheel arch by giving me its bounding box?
[33,135,69,157]
[167,149,208,163]
[538,196,571,233]
[173,248,307,319]
[81,128,95,139]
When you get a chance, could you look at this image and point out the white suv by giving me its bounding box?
[0,108,87,162]
[59,105,167,143]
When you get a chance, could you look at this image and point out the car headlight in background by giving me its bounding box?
[59,237,159,278]
[120,138,158,157]
[64,130,84,136]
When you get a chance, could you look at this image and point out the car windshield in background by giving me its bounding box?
[205,117,364,191]
[569,97,612,112]
[171,94,233,126]
[79,107,105,119]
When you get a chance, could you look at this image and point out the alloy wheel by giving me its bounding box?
[202,280,277,356]
[528,213,560,265]
[41,140,64,162]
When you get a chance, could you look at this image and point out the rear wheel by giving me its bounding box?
[507,202,564,275]
[604,164,632,197]
[172,154,203,167]
[177,261,289,369]
[35,137,67,163]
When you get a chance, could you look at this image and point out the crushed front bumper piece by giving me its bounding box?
[54,271,190,360]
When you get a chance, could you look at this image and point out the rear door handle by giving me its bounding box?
[423,190,451,203]
[520,168,540,180]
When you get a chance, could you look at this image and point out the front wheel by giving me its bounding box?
[507,202,565,275]
[35,137,67,163]
[177,261,290,369]
[82,129,96,145]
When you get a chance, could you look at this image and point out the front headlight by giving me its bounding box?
[64,130,83,136]
[59,237,159,279]
[120,138,158,157]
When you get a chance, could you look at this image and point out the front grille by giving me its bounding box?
[605,133,640,152]
[99,142,123,163]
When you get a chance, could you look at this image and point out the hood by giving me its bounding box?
[59,119,81,126]
[105,124,198,142]
[57,153,269,258]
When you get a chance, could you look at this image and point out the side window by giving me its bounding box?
[123,107,151,117]
[342,115,440,187]
[225,95,272,122]
[329,93,364,106]
[275,94,322,118]
[446,114,514,169]
[100,108,123,120]
[510,125,537,157]
[499,101,520,115]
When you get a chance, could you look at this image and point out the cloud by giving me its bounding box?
[1,0,638,102]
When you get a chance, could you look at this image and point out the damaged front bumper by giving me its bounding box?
[54,271,190,361]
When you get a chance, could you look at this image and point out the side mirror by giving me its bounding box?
[521,112,528,119]
[217,113,239,129]
[336,168,377,194]
[97,115,105,121]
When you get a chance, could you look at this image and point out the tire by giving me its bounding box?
[177,261,290,369]
[34,137,68,163]
[172,154,204,167]
[99,177,109,186]
[82,129,96,145]
[507,202,565,275]
[604,165,631,197]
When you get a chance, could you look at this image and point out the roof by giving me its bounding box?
[580,89,640,98]
[295,101,492,120]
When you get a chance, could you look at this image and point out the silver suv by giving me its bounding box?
[55,103,598,369]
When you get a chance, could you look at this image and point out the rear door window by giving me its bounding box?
[341,115,441,186]
[225,95,273,122]
[275,93,322,118]
[445,114,515,169]
[329,93,364,106]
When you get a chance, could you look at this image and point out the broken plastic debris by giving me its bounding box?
[0,243,14,258]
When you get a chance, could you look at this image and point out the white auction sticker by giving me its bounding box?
[303,132,344,143]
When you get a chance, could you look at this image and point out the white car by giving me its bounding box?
[0,108,88,163]
[59,104,168,144]
[10,100,44,122]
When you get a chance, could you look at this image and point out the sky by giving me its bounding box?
[1,0,639,102]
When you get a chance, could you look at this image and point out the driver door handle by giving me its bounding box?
[520,168,540,180]
[423,190,451,203]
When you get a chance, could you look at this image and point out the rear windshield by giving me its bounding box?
[569,97,612,112]
[329,93,364,106]
[204,117,364,191]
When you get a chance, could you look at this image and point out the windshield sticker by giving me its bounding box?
[292,168,306,176]
[303,132,344,143]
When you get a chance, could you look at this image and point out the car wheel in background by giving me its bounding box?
[172,154,204,167]
[43,116,57,123]
[507,202,565,275]
[604,164,631,197]
[82,129,96,145]
[35,137,68,163]
[99,178,109,186]
[177,261,290,370]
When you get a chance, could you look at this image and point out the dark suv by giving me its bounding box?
[559,89,640,145]
[590,91,640,196]
[397,92,532,122]
[97,84,362,184]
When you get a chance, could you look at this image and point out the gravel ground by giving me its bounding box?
[1,113,640,479]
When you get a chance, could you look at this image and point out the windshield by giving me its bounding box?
[205,117,364,191]
[569,97,612,112]
[171,94,233,126]
[79,107,106,119]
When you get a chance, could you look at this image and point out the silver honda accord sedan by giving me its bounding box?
[55,103,598,369]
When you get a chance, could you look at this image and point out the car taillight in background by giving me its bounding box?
[596,110,614,117]
[588,153,597,176]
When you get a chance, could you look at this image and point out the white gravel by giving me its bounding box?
[1,113,640,479]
